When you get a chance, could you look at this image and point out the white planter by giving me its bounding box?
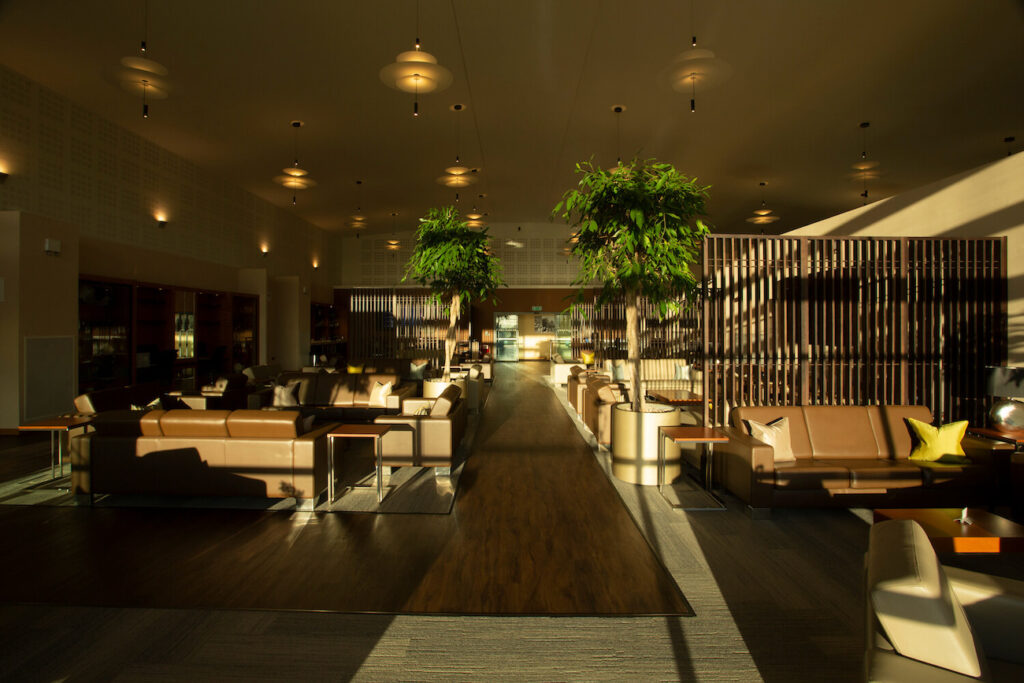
[610,403,681,485]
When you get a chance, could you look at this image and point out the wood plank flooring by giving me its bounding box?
[0,362,688,616]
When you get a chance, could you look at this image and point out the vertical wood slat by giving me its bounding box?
[702,234,1005,426]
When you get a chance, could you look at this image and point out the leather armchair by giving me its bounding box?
[582,378,629,445]
[373,385,467,478]
[866,519,1024,681]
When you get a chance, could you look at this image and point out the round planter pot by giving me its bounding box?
[611,403,681,485]
[423,377,468,400]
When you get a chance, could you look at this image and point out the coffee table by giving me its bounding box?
[326,424,392,507]
[658,426,729,510]
[647,389,703,406]
[18,416,93,481]
[874,508,1024,554]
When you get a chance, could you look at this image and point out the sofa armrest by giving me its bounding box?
[400,397,436,415]
[291,421,338,500]
[961,434,1014,466]
[716,427,776,508]
[386,382,416,410]
[945,566,1024,664]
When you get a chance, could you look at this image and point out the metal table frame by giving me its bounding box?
[326,424,393,508]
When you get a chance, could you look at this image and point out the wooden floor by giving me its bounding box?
[13,362,1014,680]
[0,363,687,616]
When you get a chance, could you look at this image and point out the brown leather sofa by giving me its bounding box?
[718,405,1003,514]
[568,368,608,415]
[582,378,629,445]
[70,409,335,504]
[72,383,170,414]
[277,370,415,422]
[372,384,467,477]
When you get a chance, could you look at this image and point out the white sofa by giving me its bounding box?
[599,358,703,394]
[866,519,1024,681]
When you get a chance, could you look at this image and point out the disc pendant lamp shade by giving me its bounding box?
[117,1,169,118]
[273,121,316,204]
[746,181,780,225]
[664,48,732,112]
[380,50,453,94]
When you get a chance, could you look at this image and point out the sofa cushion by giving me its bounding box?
[868,519,984,678]
[906,418,969,463]
[409,359,430,380]
[773,459,851,490]
[139,410,166,436]
[674,363,691,381]
[226,410,302,438]
[159,410,232,437]
[868,405,934,459]
[747,417,796,462]
[732,406,813,458]
[431,384,462,417]
[803,406,882,459]
[845,460,926,489]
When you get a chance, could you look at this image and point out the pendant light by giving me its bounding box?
[386,212,401,251]
[609,105,626,169]
[349,179,367,233]
[664,1,730,113]
[117,0,170,118]
[379,1,452,117]
[859,121,871,204]
[745,181,780,226]
[437,104,479,187]
[273,121,316,205]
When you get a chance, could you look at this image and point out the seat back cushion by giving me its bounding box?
[731,406,812,458]
[867,405,935,459]
[803,406,881,459]
[139,410,166,436]
[226,410,301,438]
[158,410,232,437]
[868,519,985,677]
[89,409,149,436]
[430,384,462,417]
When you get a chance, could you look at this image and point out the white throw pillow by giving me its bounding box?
[611,361,627,381]
[272,384,299,408]
[746,417,796,462]
[674,364,691,381]
[552,352,564,363]
[368,381,393,408]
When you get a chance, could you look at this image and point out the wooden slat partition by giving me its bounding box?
[348,288,449,362]
[703,235,1006,426]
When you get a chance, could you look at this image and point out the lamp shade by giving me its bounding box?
[380,50,453,93]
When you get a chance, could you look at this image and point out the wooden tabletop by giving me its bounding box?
[967,426,1024,448]
[19,416,93,431]
[660,426,728,443]
[327,424,392,438]
[874,508,1024,553]
[647,389,704,406]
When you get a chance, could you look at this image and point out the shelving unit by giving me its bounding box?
[78,280,133,392]
[310,302,343,364]
[77,277,260,394]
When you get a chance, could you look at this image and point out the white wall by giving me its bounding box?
[786,153,1024,362]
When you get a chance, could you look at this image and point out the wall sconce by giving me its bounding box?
[43,238,62,256]
[157,219,167,228]
[260,245,269,257]
[312,260,320,270]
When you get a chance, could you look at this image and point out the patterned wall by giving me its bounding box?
[336,224,581,287]
[0,64,324,276]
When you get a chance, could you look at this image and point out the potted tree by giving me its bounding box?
[404,206,503,397]
[555,158,710,484]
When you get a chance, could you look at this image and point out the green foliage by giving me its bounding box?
[553,158,711,312]
[403,205,504,310]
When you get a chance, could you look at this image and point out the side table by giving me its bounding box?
[18,416,93,481]
[326,424,392,507]
[658,426,729,510]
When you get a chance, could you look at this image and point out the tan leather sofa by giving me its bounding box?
[568,368,608,415]
[551,360,586,385]
[277,370,415,421]
[242,363,281,385]
[718,405,1001,513]
[72,384,169,415]
[866,519,1024,681]
[372,384,467,477]
[70,409,335,504]
[599,358,703,394]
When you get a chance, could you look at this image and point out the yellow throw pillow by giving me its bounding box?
[580,351,595,365]
[346,363,364,374]
[906,418,969,463]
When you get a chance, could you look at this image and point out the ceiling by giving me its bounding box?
[0,0,1021,237]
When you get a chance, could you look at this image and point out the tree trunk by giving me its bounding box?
[443,292,460,381]
[625,290,644,411]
